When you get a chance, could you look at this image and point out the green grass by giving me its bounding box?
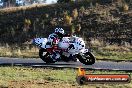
[94,50,132,60]
[0,67,76,83]
[0,66,132,88]
[92,45,132,60]
[0,46,39,58]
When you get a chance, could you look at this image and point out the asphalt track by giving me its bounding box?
[0,57,132,71]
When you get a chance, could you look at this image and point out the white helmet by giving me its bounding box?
[59,28,64,34]
[55,28,59,33]
[55,28,64,34]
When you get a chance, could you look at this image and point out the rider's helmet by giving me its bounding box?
[54,28,64,35]
[55,28,59,33]
[58,28,64,34]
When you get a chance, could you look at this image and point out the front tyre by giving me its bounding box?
[77,52,95,65]
[39,48,55,63]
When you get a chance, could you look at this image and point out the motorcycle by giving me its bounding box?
[32,36,95,65]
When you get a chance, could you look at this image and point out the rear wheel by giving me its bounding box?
[77,52,95,65]
[39,48,55,63]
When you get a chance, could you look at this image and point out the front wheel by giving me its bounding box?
[77,52,95,65]
[39,48,55,63]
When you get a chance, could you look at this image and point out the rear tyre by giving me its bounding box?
[39,48,55,63]
[77,52,95,65]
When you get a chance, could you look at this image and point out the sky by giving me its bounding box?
[46,0,57,4]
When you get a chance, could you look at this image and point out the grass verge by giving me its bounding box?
[92,45,132,60]
[0,66,132,88]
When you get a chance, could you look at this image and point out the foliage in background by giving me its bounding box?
[0,0,131,52]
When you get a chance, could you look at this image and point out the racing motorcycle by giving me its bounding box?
[32,36,95,65]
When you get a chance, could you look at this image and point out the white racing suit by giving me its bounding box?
[46,33,61,61]
[46,33,74,61]
[46,32,70,49]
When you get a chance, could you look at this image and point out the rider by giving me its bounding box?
[46,28,66,60]
[47,28,64,47]
[47,27,70,48]
[46,27,77,61]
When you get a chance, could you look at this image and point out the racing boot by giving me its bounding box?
[51,51,61,61]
